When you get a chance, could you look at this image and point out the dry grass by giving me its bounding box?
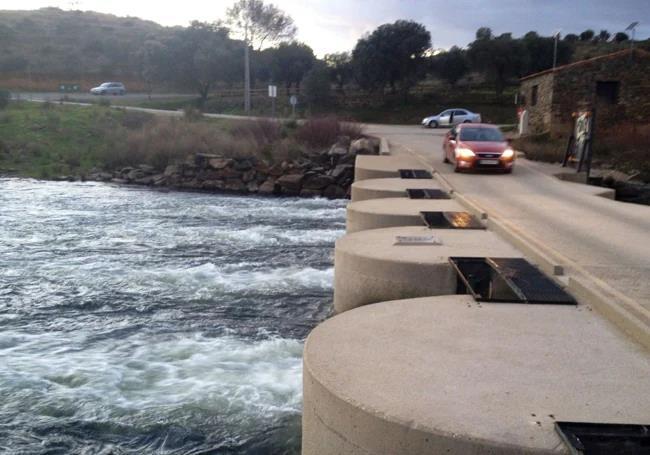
[295,116,364,149]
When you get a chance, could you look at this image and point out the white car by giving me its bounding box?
[421,108,481,128]
[90,82,126,96]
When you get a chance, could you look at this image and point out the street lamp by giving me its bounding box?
[626,22,639,52]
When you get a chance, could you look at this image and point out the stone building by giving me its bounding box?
[519,49,650,137]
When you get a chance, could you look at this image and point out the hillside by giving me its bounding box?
[0,8,177,89]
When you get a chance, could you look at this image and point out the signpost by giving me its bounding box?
[268,85,277,117]
[289,95,298,118]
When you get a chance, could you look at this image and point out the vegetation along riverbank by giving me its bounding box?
[0,102,377,198]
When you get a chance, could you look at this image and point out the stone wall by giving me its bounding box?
[87,136,380,199]
[520,72,554,134]
[520,50,650,138]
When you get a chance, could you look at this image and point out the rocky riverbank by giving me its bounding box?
[79,136,379,199]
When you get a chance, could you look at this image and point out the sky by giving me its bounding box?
[3,0,649,56]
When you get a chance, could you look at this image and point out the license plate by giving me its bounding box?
[479,159,499,165]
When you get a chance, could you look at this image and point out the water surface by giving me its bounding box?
[0,179,345,454]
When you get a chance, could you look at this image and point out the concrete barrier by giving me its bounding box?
[354,155,423,182]
[303,295,650,455]
[334,226,521,313]
[351,178,442,202]
[346,197,464,233]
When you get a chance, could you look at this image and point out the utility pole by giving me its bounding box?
[553,30,561,69]
[626,22,639,52]
[244,23,251,114]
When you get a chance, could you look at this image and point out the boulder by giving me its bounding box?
[217,167,243,179]
[302,174,335,190]
[300,188,323,198]
[323,184,347,199]
[276,173,304,191]
[242,170,256,183]
[202,180,225,190]
[195,153,221,167]
[137,164,156,174]
[233,159,253,171]
[329,164,354,181]
[246,182,260,193]
[350,137,379,155]
[152,174,167,186]
[224,180,247,192]
[259,178,278,195]
[328,143,348,157]
[208,158,234,170]
[127,169,145,181]
[164,164,180,176]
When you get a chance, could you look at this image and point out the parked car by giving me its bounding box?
[421,108,481,128]
[90,82,126,96]
[442,123,515,173]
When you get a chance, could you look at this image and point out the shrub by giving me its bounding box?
[295,116,364,149]
[0,89,10,110]
[98,98,111,107]
[230,119,282,146]
[120,110,153,129]
[183,106,203,122]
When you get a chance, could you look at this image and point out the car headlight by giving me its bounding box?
[456,148,475,160]
[501,148,515,159]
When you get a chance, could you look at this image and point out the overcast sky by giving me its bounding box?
[4,0,649,56]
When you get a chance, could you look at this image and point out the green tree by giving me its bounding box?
[596,29,611,42]
[467,31,526,95]
[164,21,240,105]
[324,52,353,92]
[564,33,579,42]
[351,20,431,96]
[267,42,316,92]
[432,46,468,86]
[227,0,296,113]
[613,32,629,43]
[522,31,572,74]
[579,29,595,41]
[303,62,332,109]
[137,40,165,99]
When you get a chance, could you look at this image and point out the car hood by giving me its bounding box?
[459,141,509,154]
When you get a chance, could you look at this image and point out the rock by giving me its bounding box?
[208,158,234,170]
[300,188,323,198]
[233,159,253,171]
[323,184,346,199]
[337,152,357,165]
[137,164,156,174]
[111,178,128,184]
[276,173,304,191]
[134,176,154,185]
[194,153,221,167]
[302,174,335,190]
[242,170,256,183]
[330,164,354,181]
[151,174,167,186]
[164,164,180,176]
[202,180,225,190]
[246,182,259,193]
[268,163,284,177]
[259,178,278,195]
[182,166,198,178]
[217,167,243,179]
[350,137,379,155]
[328,143,349,157]
[127,169,145,181]
[224,180,247,192]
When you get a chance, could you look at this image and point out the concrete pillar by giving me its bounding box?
[351,178,442,202]
[334,226,522,314]
[355,155,423,182]
[303,296,650,454]
[346,197,464,233]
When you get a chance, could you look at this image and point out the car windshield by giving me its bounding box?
[100,83,111,87]
[459,127,504,142]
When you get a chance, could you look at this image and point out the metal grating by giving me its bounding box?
[555,421,650,455]
[449,257,576,305]
[399,169,432,179]
[420,211,484,230]
[406,189,450,199]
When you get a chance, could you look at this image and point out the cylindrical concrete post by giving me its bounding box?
[303,296,650,454]
[334,226,522,314]
[346,197,464,233]
[351,178,442,202]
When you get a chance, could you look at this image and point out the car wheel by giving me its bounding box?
[428,120,438,128]
[463,120,471,123]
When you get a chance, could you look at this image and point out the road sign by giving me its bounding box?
[289,95,298,106]
[268,85,277,98]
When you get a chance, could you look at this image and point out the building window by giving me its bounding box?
[531,85,538,106]
[596,81,620,105]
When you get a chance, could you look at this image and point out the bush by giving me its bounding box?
[98,98,111,107]
[295,116,364,149]
[0,89,10,110]
[230,119,282,146]
[183,106,203,122]
[120,110,153,129]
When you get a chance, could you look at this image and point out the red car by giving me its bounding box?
[443,124,515,173]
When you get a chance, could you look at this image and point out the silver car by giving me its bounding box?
[90,82,126,96]
[421,108,481,128]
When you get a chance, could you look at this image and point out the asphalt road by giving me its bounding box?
[12,92,194,103]
[366,124,650,312]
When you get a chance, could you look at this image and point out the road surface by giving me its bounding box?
[366,124,650,314]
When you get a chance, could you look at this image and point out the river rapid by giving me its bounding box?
[0,178,346,454]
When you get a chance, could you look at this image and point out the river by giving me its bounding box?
[0,178,346,454]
